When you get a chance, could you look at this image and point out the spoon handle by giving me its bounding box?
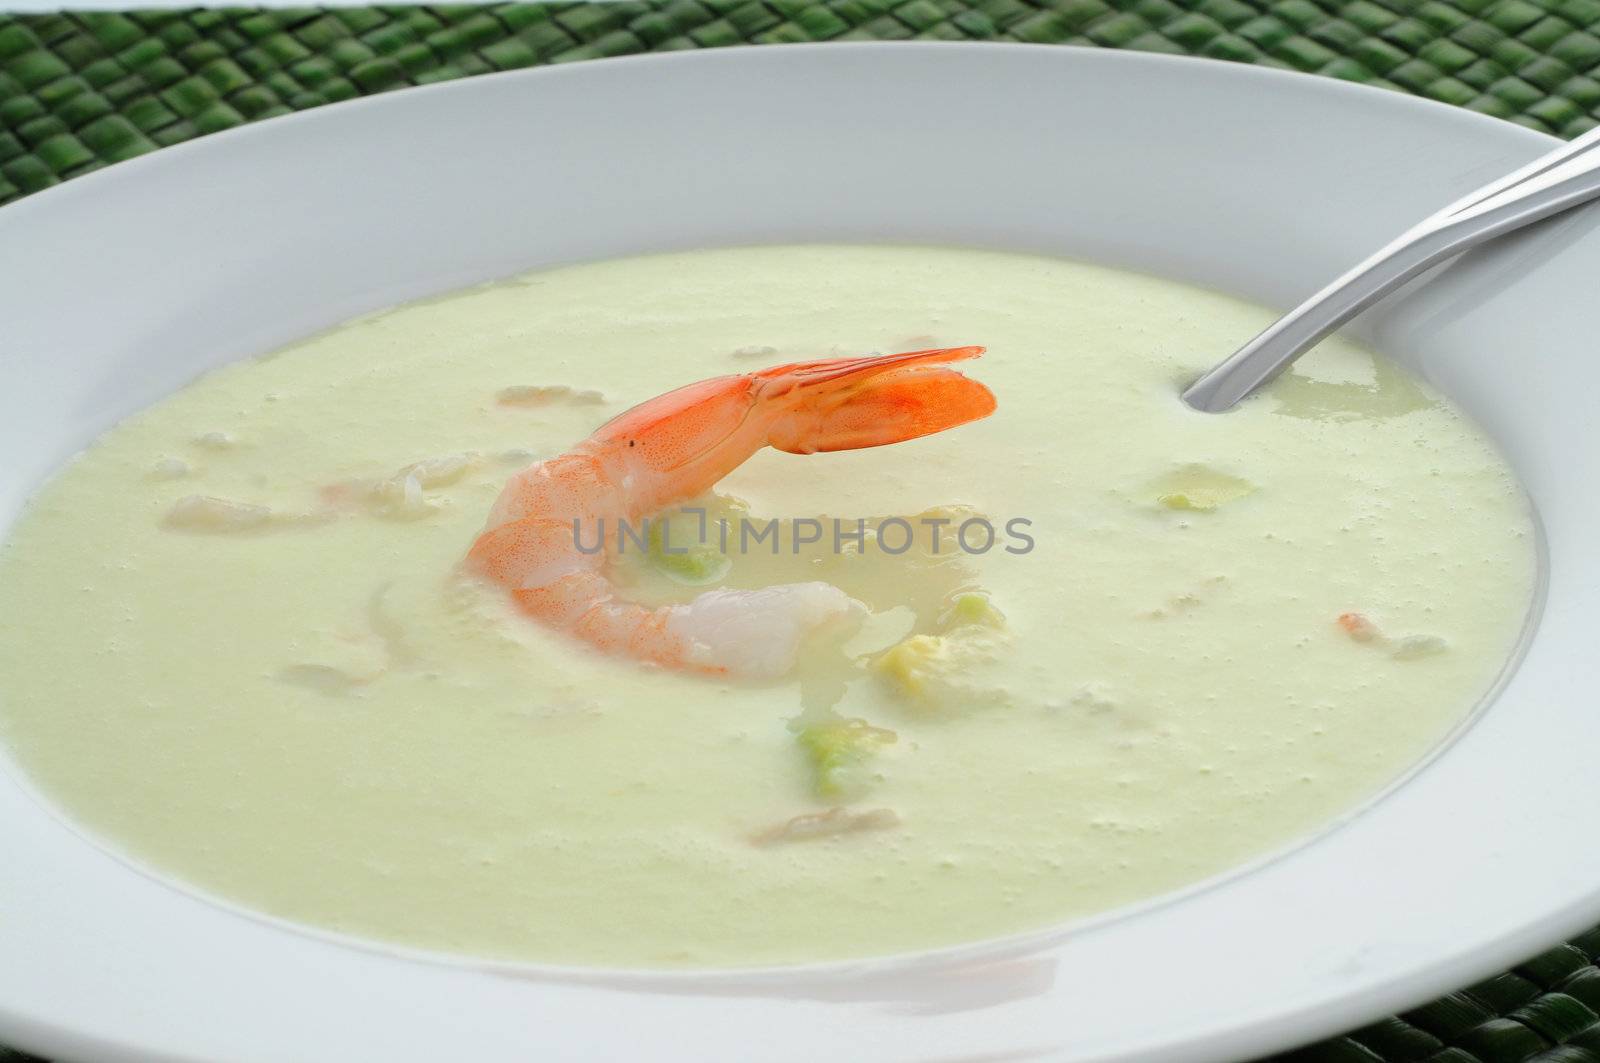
[1182,124,1600,413]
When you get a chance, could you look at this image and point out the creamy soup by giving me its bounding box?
[0,246,1536,967]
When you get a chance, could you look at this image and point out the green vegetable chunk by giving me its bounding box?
[795,718,896,799]
[1147,464,1255,512]
[647,514,730,584]
[941,591,1006,630]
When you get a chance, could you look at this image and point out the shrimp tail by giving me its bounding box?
[764,346,996,455]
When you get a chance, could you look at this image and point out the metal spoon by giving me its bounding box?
[1182,123,1600,413]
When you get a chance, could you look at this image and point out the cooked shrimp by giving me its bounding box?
[466,347,996,677]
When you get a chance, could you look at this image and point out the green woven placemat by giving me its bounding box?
[4,0,1600,202]
[5,4,1600,1061]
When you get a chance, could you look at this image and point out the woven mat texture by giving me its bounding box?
[5,0,1600,200]
[5,3,1600,1061]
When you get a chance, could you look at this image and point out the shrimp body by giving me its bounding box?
[467,347,995,677]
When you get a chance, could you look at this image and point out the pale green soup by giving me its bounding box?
[0,246,1536,966]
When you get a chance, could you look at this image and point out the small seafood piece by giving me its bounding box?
[1337,612,1381,642]
[323,453,481,521]
[466,347,995,677]
[496,385,607,407]
[370,454,479,519]
[163,495,330,534]
[396,453,477,488]
[1391,633,1448,660]
[1070,682,1118,712]
[192,431,236,450]
[753,806,900,846]
[164,495,275,532]
[371,469,431,520]
[1336,612,1449,659]
[149,457,192,480]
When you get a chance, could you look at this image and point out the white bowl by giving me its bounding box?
[1,43,1597,1063]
